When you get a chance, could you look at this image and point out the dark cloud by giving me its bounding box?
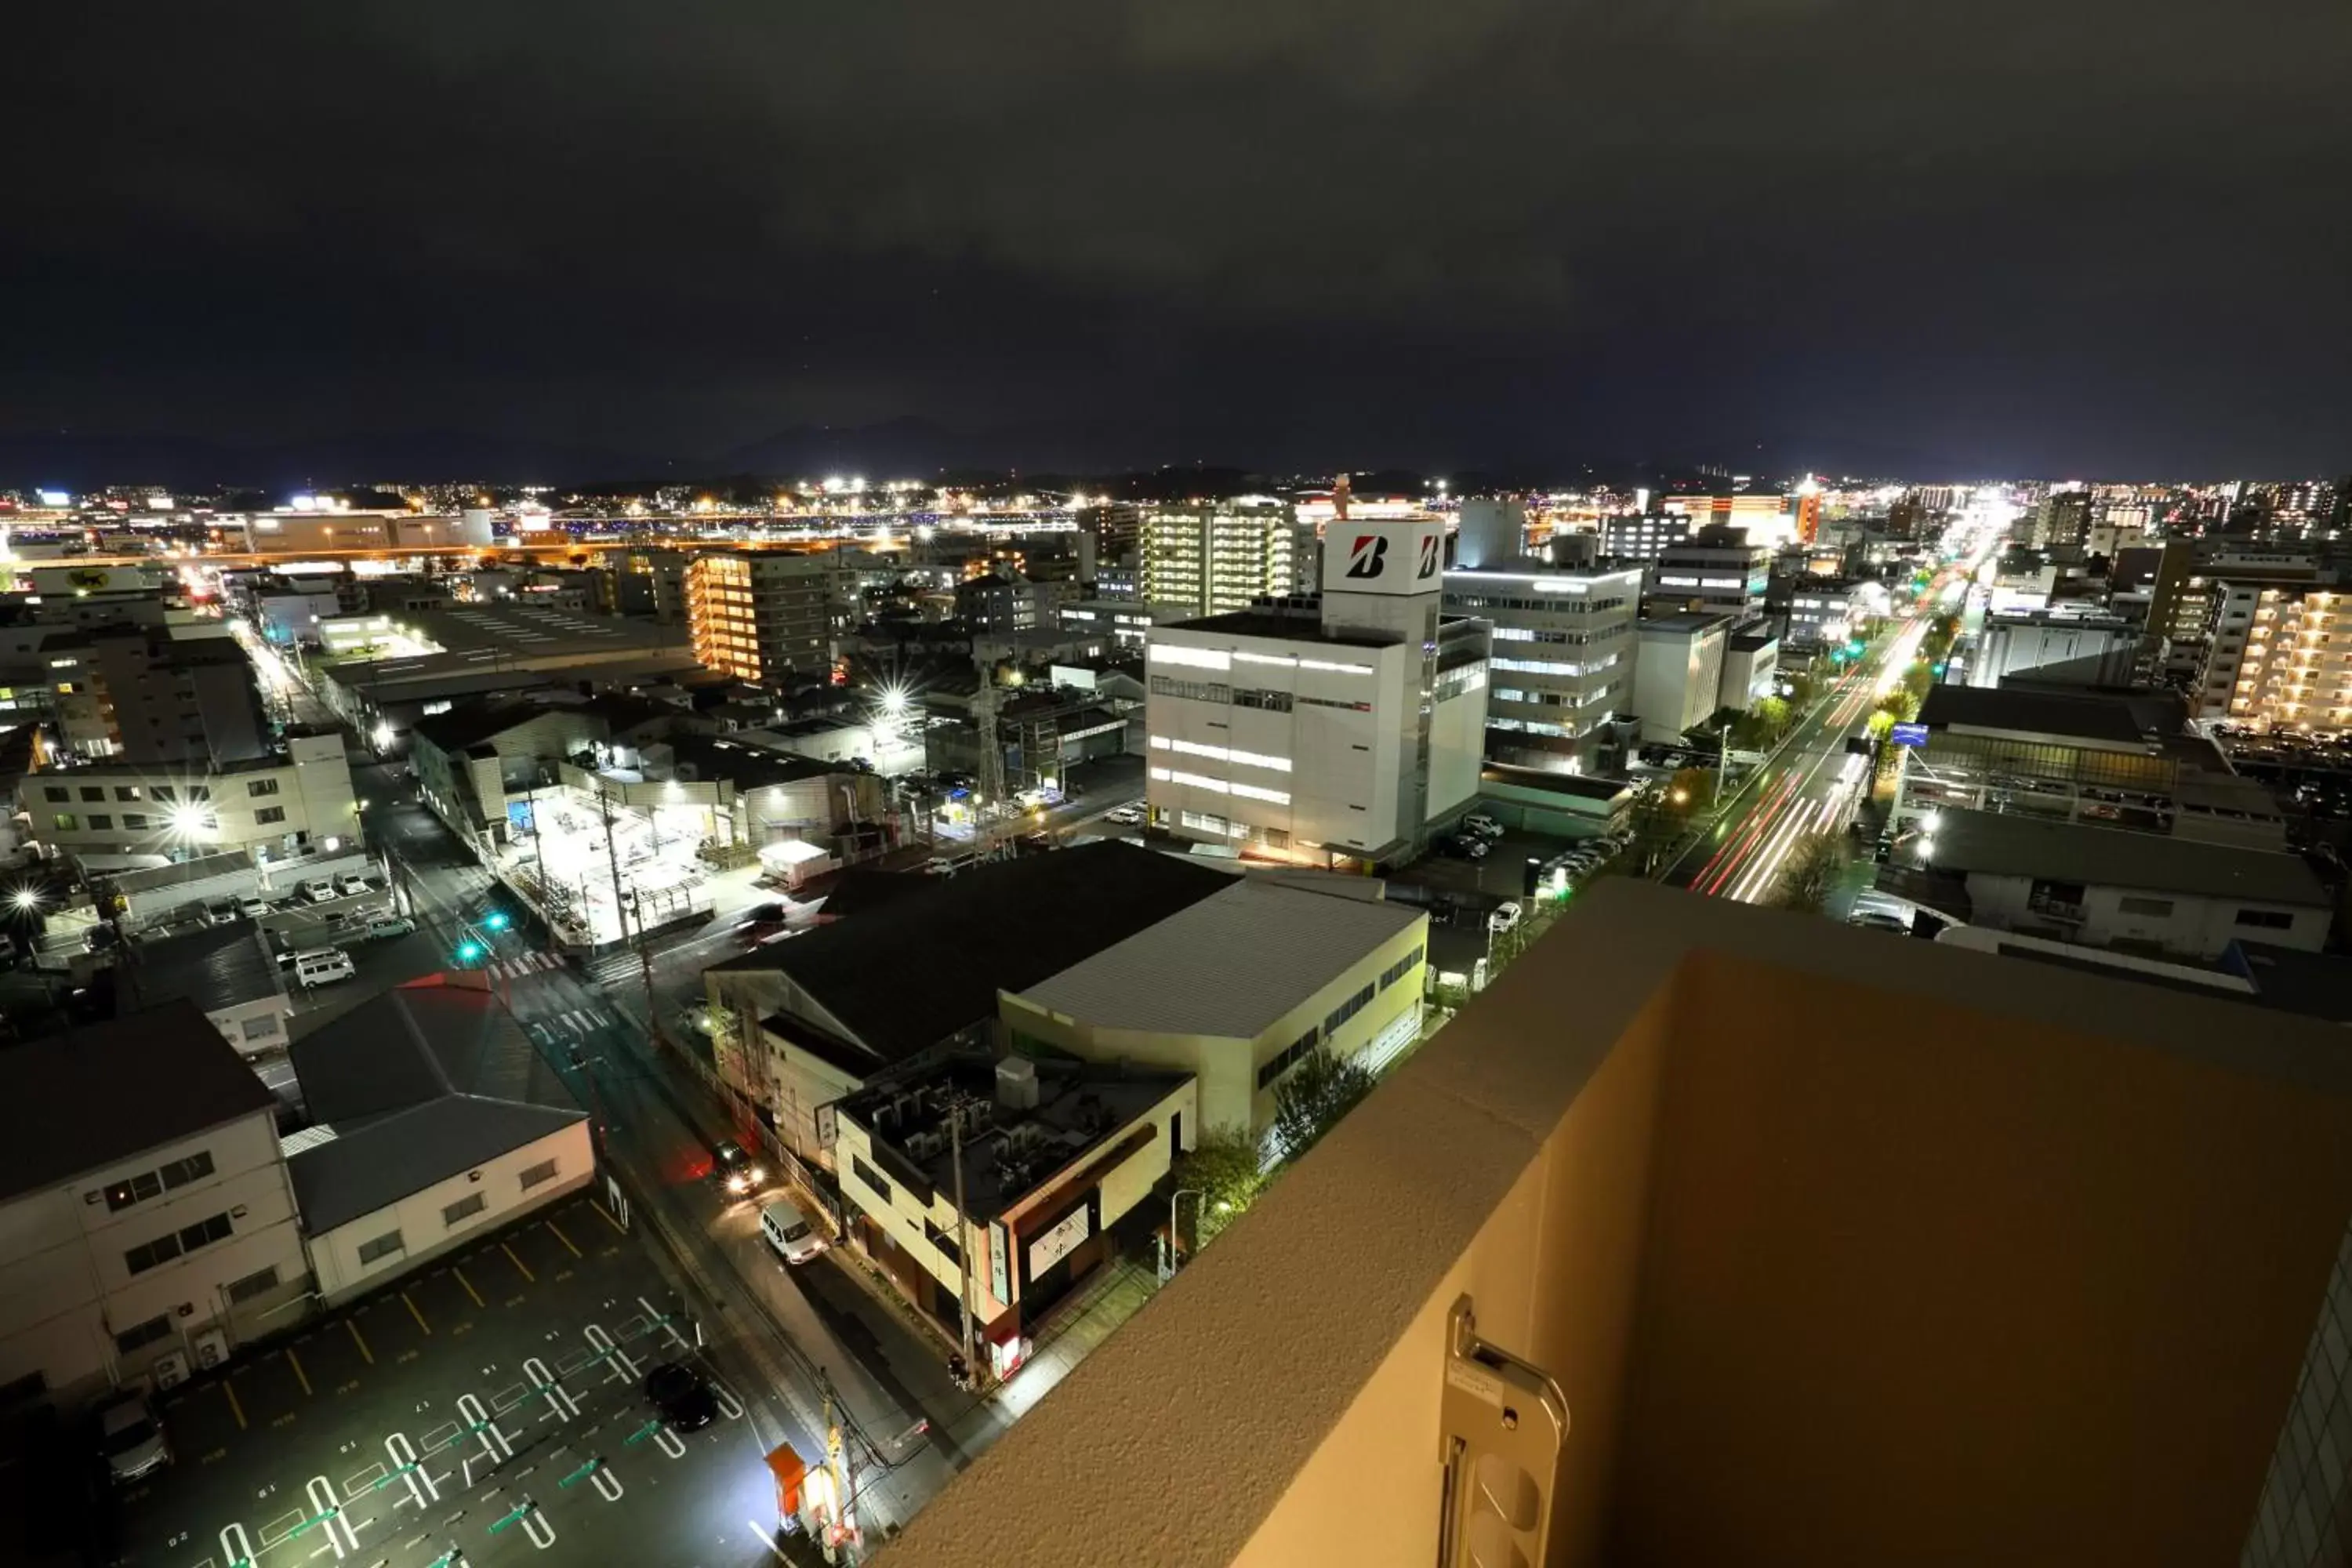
[5,0,2348,478]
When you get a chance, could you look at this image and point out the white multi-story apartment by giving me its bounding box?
[1145,517,1488,866]
[1441,564,1640,771]
[1139,500,1297,619]
[1599,511,1695,563]
[0,1002,309,1399]
[2200,584,2352,731]
[20,728,361,864]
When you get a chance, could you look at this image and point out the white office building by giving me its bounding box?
[1442,564,1641,771]
[1646,528,1773,619]
[1631,614,1734,744]
[1146,517,1488,866]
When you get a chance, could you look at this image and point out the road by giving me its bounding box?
[1668,617,1929,904]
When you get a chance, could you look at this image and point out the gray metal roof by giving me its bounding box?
[0,1001,277,1203]
[1016,879,1425,1041]
[119,921,284,1016]
[1926,809,2330,907]
[287,982,583,1232]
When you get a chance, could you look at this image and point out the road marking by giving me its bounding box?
[547,1220,581,1258]
[591,1202,626,1235]
[347,1319,374,1364]
[502,1241,536,1283]
[271,1412,297,1428]
[402,1291,431,1334]
[287,1348,314,1397]
[454,1266,486,1307]
[201,1446,228,1465]
[506,1294,527,1308]
[223,1380,248,1431]
[451,1322,474,1338]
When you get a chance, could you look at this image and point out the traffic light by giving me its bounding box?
[482,909,511,932]
[457,938,486,964]
[1932,662,1947,676]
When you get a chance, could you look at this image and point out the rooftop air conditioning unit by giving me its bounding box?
[151,1352,191,1392]
[996,1057,1040,1111]
[191,1329,230,1371]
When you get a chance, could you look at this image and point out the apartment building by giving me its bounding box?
[1441,564,1640,771]
[0,1002,309,1400]
[1139,500,1297,619]
[2199,583,2352,731]
[1145,517,1489,866]
[684,551,835,682]
[21,728,360,866]
[1645,525,1773,619]
[1597,511,1694,563]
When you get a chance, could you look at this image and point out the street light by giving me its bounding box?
[1164,1187,1204,1279]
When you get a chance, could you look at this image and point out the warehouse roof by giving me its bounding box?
[1015,879,1425,1041]
[288,981,583,1232]
[1924,809,2329,907]
[1915,685,2179,747]
[118,921,284,1017]
[0,1000,275,1203]
[713,841,1234,1064]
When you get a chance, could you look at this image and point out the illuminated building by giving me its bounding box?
[684,551,833,683]
[1139,500,1297,619]
[1442,564,1640,771]
[2202,583,2352,732]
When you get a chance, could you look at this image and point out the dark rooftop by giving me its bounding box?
[656,731,842,789]
[1915,684,2183,747]
[1168,610,1402,649]
[0,1000,277,1202]
[287,980,583,1232]
[410,699,564,756]
[842,1054,1192,1218]
[118,921,285,1017]
[713,840,1235,1064]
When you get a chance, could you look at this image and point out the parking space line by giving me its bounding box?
[286,1347,313,1398]
[403,1290,431,1334]
[346,1318,374,1365]
[454,1266,486,1307]
[547,1219,582,1258]
[502,1241,536,1283]
[592,1201,626,1234]
[223,1379,248,1431]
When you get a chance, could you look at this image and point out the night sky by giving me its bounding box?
[8,1,2350,482]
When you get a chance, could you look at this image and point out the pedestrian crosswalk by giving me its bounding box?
[553,1006,619,1035]
[584,949,644,988]
[486,949,566,981]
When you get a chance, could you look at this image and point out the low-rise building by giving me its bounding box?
[1719,622,1780,712]
[1891,807,2332,959]
[704,843,1234,1162]
[1966,610,2141,689]
[0,1002,309,1399]
[1003,877,1426,1142]
[116,920,294,1058]
[287,979,593,1305]
[833,1054,1194,1380]
[20,728,361,870]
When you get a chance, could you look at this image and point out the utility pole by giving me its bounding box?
[946,1093,979,1380]
[971,674,1004,859]
[593,787,658,1033]
[1715,721,1732,810]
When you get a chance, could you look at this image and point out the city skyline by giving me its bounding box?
[9,2,2351,481]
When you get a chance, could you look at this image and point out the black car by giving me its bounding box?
[711,1138,764,1196]
[644,1363,718,1432]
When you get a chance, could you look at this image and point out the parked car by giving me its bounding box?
[294,947,355,987]
[1487,900,1522,935]
[203,897,239,925]
[365,916,416,940]
[299,878,336,904]
[95,1391,170,1485]
[643,1363,718,1432]
[1462,813,1504,840]
[711,1139,764,1196]
[335,874,372,898]
[1847,910,1912,935]
[238,898,270,920]
[1105,803,1145,826]
[760,1198,828,1265]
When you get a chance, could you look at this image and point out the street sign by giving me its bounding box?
[1890,723,1929,748]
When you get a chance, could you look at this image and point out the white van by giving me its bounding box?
[759,1199,827,1265]
[294,947,355,988]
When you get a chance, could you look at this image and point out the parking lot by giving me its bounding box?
[1389,822,1624,975]
[112,1195,797,1568]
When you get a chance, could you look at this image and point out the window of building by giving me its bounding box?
[125,1232,182,1274]
[519,1158,559,1190]
[852,1156,892,1205]
[443,1193,488,1228]
[121,813,148,830]
[114,1315,172,1355]
[1378,946,1425,991]
[2117,895,2175,918]
[78,786,103,802]
[159,1152,214,1189]
[178,1212,233,1254]
[224,1265,281,1305]
[41,786,66,803]
[105,1171,164,1211]
[924,1218,961,1266]
[248,778,280,797]
[358,1230,405,1266]
[2236,909,2296,930]
[87,814,111,829]
[1258,1026,1321,1091]
[255,806,286,825]
[114,786,140,800]
[1325,982,1377,1038]
[53,814,77,831]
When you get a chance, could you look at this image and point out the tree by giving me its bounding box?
[1773,830,1848,913]
[1751,695,1791,739]
[1172,1126,1265,1250]
[1272,1046,1377,1161]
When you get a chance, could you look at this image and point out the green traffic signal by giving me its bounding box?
[457,939,485,964]
[483,910,511,932]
